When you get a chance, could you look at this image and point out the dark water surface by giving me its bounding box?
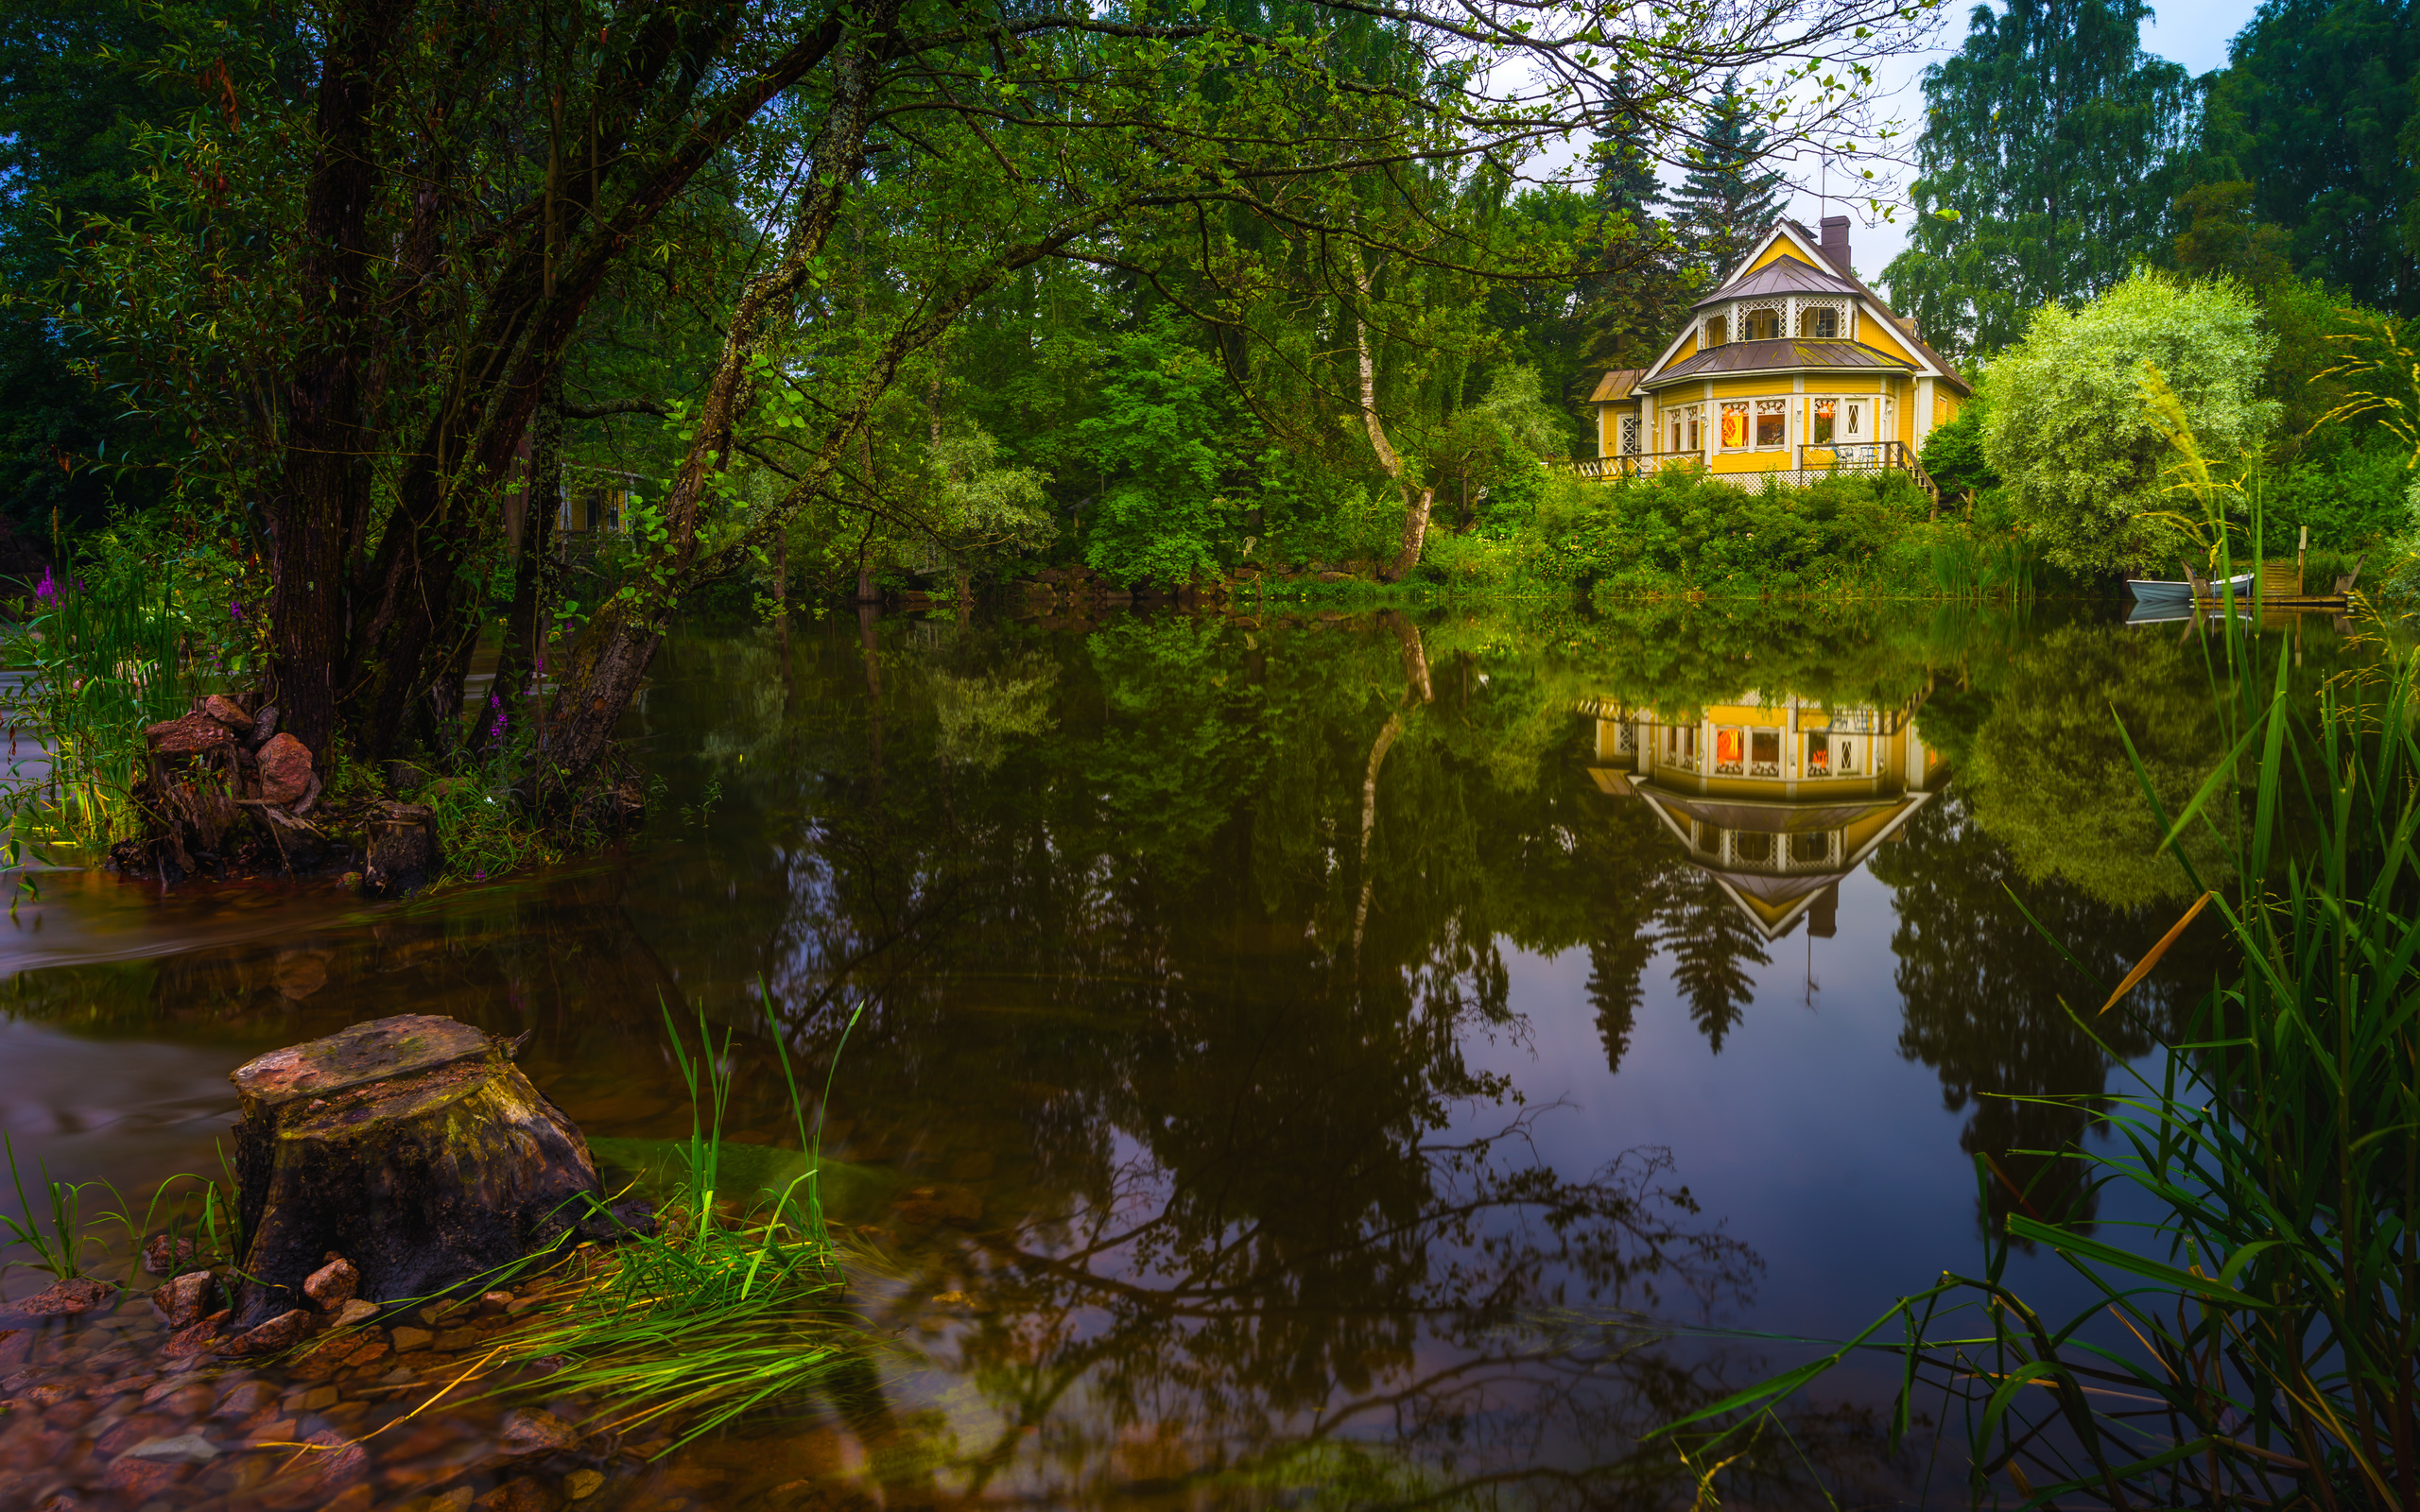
[0,601,2324,1508]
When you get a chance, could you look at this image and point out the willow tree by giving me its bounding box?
[62,0,1945,801]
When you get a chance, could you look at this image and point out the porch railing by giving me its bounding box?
[1798,441,1940,502]
[1566,449,1703,481]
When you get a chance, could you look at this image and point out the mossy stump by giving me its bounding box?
[227,1014,608,1328]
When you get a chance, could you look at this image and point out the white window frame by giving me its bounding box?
[1754,398,1789,452]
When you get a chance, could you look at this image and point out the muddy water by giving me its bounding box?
[0,601,2331,1509]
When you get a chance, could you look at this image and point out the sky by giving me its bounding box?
[1781,0,2271,280]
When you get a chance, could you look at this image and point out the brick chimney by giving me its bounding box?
[1819,215,1852,275]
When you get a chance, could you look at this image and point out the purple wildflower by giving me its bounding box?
[32,568,56,606]
[229,600,245,621]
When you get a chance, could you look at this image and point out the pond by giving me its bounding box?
[0,598,2339,1509]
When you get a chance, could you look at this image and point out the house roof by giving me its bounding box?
[1689,254,1860,309]
[1589,367,1648,404]
[1644,338,1915,387]
[1778,219,1971,396]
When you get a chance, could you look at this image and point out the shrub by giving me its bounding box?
[1985,270,2275,576]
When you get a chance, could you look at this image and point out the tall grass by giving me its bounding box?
[3,550,206,851]
[1666,376,2417,1508]
[437,1001,865,1452]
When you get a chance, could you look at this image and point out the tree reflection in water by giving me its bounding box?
[5,605,2317,1507]
[676,610,1895,1505]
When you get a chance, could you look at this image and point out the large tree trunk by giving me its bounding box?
[267,0,420,762]
[227,1014,614,1329]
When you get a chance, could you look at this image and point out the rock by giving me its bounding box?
[274,950,331,1001]
[564,1469,604,1501]
[254,732,314,806]
[223,1015,611,1330]
[150,1272,218,1330]
[1,1278,114,1318]
[478,1291,514,1315]
[389,1326,433,1352]
[0,1329,27,1366]
[500,1407,579,1453]
[245,704,280,750]
[216,1308,310,1356]
[145,713,234,756]
[335,1298,379,1328]
[1318,570,1353,582]
[156,1310,228,1360]
[199,696,255,734]
[302,1257,358,1311]
[121,1432,220,1464]
[361,802,441,896]
[480,1478,565,1512]
[142,1234,205,1278]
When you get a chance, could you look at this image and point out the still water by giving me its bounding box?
[0,600,2308,1508]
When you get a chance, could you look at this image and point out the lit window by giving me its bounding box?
[1811,398,1836,445]
[1806,733,1830,776]
[1720,403,1748,448]
[1755,401,1787,448]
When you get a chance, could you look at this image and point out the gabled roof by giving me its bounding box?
[1645,338,1914,388]
[1591,219,1971,402]
[1589,367,1648,404]
[1777,220,1971,396]
[1689,254,1858,309]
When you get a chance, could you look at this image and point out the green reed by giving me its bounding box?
[1666,377,2417,1509]
[1,1131,95,1281]
[463,1000,865,1452]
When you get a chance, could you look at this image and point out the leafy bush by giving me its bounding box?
[1985,270,2275,576]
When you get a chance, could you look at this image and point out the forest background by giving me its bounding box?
[0,0,2411,789]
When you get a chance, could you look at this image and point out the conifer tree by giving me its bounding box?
[1668,79,1789,284]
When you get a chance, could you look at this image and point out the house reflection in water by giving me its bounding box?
[1582,694,1945,938]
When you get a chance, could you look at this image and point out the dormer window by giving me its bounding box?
[1801,307,1841,339]
[1742,307,1780,341]
[1703,315,1726,347]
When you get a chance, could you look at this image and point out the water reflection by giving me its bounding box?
[0,601,2344,1508]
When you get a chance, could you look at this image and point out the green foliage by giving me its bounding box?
[1961,624,2228,908]
[0,526,262,850]
[1984,271,2276,575]
[2171,179,2293,288]
[2197,0,2417,316]
[1076,315,1238,587]
[1918,387,1996,502]
[1516,469,2014,597]
[1881,0,2198,358]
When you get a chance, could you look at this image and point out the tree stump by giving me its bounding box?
[361,801,441,896]
[227,1015,613,1328]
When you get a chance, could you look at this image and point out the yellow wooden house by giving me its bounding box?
[1585,217,1970,491]
[1582,688,1945,938]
